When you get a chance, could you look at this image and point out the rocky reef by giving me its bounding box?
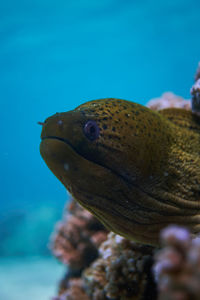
[50,64,200,300]
[52,202,200,300]
[51,199,157,300]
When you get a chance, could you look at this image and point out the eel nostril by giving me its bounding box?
[37,121,45,126]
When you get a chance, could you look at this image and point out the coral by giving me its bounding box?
[147,92,191,111]
[191,62,200,114]
[191,79,200,115]
[191,78,200,114]
[51,199,108,272]
[52,278,90,300]
[83,233,157,300]
[51,198,108,298]
[52,214,157,300]
[153,225,200,300]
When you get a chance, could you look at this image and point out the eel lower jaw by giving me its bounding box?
[41,137,139,189]
[41,136,73,147]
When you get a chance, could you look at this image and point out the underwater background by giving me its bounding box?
[1,0,200,299]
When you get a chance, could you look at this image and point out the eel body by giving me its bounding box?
[40,98,200,245]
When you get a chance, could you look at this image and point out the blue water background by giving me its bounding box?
[1,0,200,255]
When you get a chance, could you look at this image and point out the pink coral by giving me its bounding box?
[52,278,89,300]
[153,225,200,300]
[147,92,191,111]
[191,61,200,114]
[51,198,108,298]
[51,199,108,271]
[191,79,200,115]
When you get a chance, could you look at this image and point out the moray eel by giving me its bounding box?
[40,98,200,245]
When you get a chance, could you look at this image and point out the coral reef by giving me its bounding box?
[191,78,200,114]
[52,199,108,271]
[191,62,200,114]
[153,225,200,300]
[53,231,157,300]
[51,199,157,299]
[147,92,191,111]
[51,198,108,297]
[52,278,90,300]
[84,233,156,300]
[52,222,200,300]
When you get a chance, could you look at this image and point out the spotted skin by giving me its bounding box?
[40,99,200,245]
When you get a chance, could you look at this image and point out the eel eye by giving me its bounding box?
[83,120,100,141]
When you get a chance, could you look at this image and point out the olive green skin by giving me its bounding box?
[40,99,200,245]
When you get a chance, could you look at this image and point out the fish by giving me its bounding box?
[40,98,200,245]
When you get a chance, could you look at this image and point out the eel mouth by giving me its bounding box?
[40,137,163,208]
[41,135,125,183]
[41,136,75,150]
[40,136,180,215]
